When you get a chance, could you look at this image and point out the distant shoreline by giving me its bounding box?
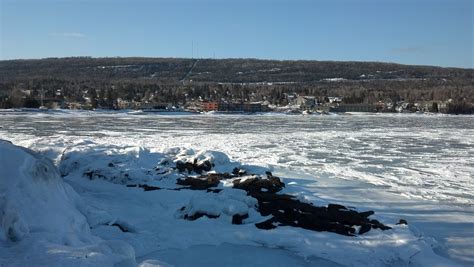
[0,108,468,116]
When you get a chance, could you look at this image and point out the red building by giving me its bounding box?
[202,102,218,111]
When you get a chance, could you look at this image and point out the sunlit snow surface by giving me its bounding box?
[1,110,473,266]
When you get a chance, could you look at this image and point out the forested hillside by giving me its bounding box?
[0,57,472,109]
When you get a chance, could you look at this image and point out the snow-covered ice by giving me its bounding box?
[0,110,473,266]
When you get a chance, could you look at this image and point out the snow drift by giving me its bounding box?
[0,140,135,266]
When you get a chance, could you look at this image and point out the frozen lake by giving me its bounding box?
[1,111,473,265]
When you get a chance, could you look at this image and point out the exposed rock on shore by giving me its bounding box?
[61,146,392,236]
[174,169,391,236]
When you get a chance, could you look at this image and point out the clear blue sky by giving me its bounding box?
[1,0,472,68]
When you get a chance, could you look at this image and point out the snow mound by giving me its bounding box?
[60,142,244,186]
[179,189,258,221]
[60,142,172,185]
[166,147,241,173]
[0,140,135,266]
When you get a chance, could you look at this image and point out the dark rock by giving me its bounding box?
[173,172,237,191]
[184,212,219,221]
[171,162,391,236]
[359,211,375,217]
[176,176,220,190]
[232,168,240,175]
[206,188,223,193]
[102,221,136,233]
[142,185,161,191]
[83,170,107,180]
[175,160,213,174]
[155,168,168,175]
[369,219,392,230]
[397,219,408,225]
[84,171,93,179]
[232,167,247,176]
[359,224,372,235]
[255,219,278,230]
[175,161,194,173]
[197,160,212,173]
[126,184,161,191]
[232,213,249,225]
[250,191,390,236]
[204,172,233,180]
[327,204,348,211]
[108,162,115,167]
[233,175,285,194]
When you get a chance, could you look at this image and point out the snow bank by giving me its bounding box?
[179,189,258,221]
[56,141,458,266]
[60,142,245,187]
[0,140,135,266]
[60,141,170,185]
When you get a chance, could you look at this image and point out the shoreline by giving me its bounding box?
[0,108,468,117]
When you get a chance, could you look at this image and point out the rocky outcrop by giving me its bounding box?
[175,168,249,190]
[100,151,392,237]
[175,171,391,236]
[233,172,285,194]
[397,219,408,225]
[252,191,391,236]
[176,176,220,190]
[175,159,213,174]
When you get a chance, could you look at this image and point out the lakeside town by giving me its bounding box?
[1,86,470,114]
[1,57,473,115]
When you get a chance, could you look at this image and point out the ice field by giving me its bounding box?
[0,110,472,266]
